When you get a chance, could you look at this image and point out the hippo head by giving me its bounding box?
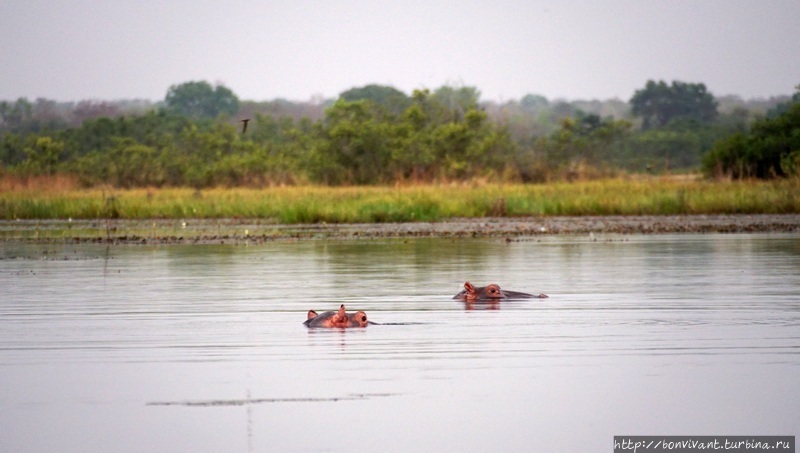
[305,304,369,328]
[462,282,504,300]
[453,281,546,301]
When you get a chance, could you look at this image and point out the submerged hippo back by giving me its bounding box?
[499,289,538,299]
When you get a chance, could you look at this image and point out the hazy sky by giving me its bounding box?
[2,0,798,103]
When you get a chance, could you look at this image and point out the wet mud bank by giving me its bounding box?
[2,214,799,245]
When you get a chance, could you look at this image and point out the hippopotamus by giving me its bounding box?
[452,281,548,301]
[304,304,370,328]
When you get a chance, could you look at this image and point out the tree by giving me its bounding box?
[702,101,800,179]
[164,81,240,119]
[71,101,121,125]
[0,98,33,132]
[520,94,549,113]
[21,136,64,176]
[311,100,395,184]
[630,80,718,129]
[431,85,481,122]
[540,111,631,178]
[766,84,800,118]
[339,84,410,115]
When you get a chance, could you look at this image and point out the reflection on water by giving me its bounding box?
[1,233,799,452]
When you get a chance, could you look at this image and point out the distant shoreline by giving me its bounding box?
[2,214,799,245]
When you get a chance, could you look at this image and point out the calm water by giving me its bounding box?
[1,233,799,452]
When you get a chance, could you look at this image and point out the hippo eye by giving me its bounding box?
[361,315,367,322]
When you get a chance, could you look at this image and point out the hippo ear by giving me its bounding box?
[307,310,318,320]
[329,304,347,323]
[464,282,476,294]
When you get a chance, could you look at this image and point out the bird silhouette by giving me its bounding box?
[239,118,250,133]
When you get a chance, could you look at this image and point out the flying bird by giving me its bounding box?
[239,118,250,133]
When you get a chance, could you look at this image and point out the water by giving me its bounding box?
[1,233,799,452]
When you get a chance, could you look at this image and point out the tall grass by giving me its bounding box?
[1,177,797,222]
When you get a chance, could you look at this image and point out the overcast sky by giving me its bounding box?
[2,0,798,103]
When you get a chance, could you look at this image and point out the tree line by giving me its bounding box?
[1,80,797,187]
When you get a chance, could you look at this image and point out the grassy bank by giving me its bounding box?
[1,177,798,223]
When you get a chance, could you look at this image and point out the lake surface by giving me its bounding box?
[1,233,799,452]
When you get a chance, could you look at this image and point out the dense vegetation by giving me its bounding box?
[1,81,797,188]
[702,95,800,178]
[3,179,797,222]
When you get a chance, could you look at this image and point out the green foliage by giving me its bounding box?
[521,111,631,181]
[520,94,549,111]
[3,80,798,187]
[620,120,727,173]
[767,85,800,118]
[630,80,718,129]
[781,150,800,177]
[339,84,411,115]
[703,102,800,179]
[306,91,516,184]
[318,99,409,182]
[21,136,64,176]
[1,133,27,166]
[164,81,240,119]
[431,85,481,121]
[0,98,34,132]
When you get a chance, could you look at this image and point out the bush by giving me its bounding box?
[703,102,800,179]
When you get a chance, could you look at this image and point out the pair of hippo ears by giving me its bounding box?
[307,304,347,320]
[307,304,368,323]
[463,281,502,297]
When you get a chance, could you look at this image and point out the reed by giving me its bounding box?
[1,177,797,222]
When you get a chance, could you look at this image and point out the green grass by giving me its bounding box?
[1,177,798,222]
